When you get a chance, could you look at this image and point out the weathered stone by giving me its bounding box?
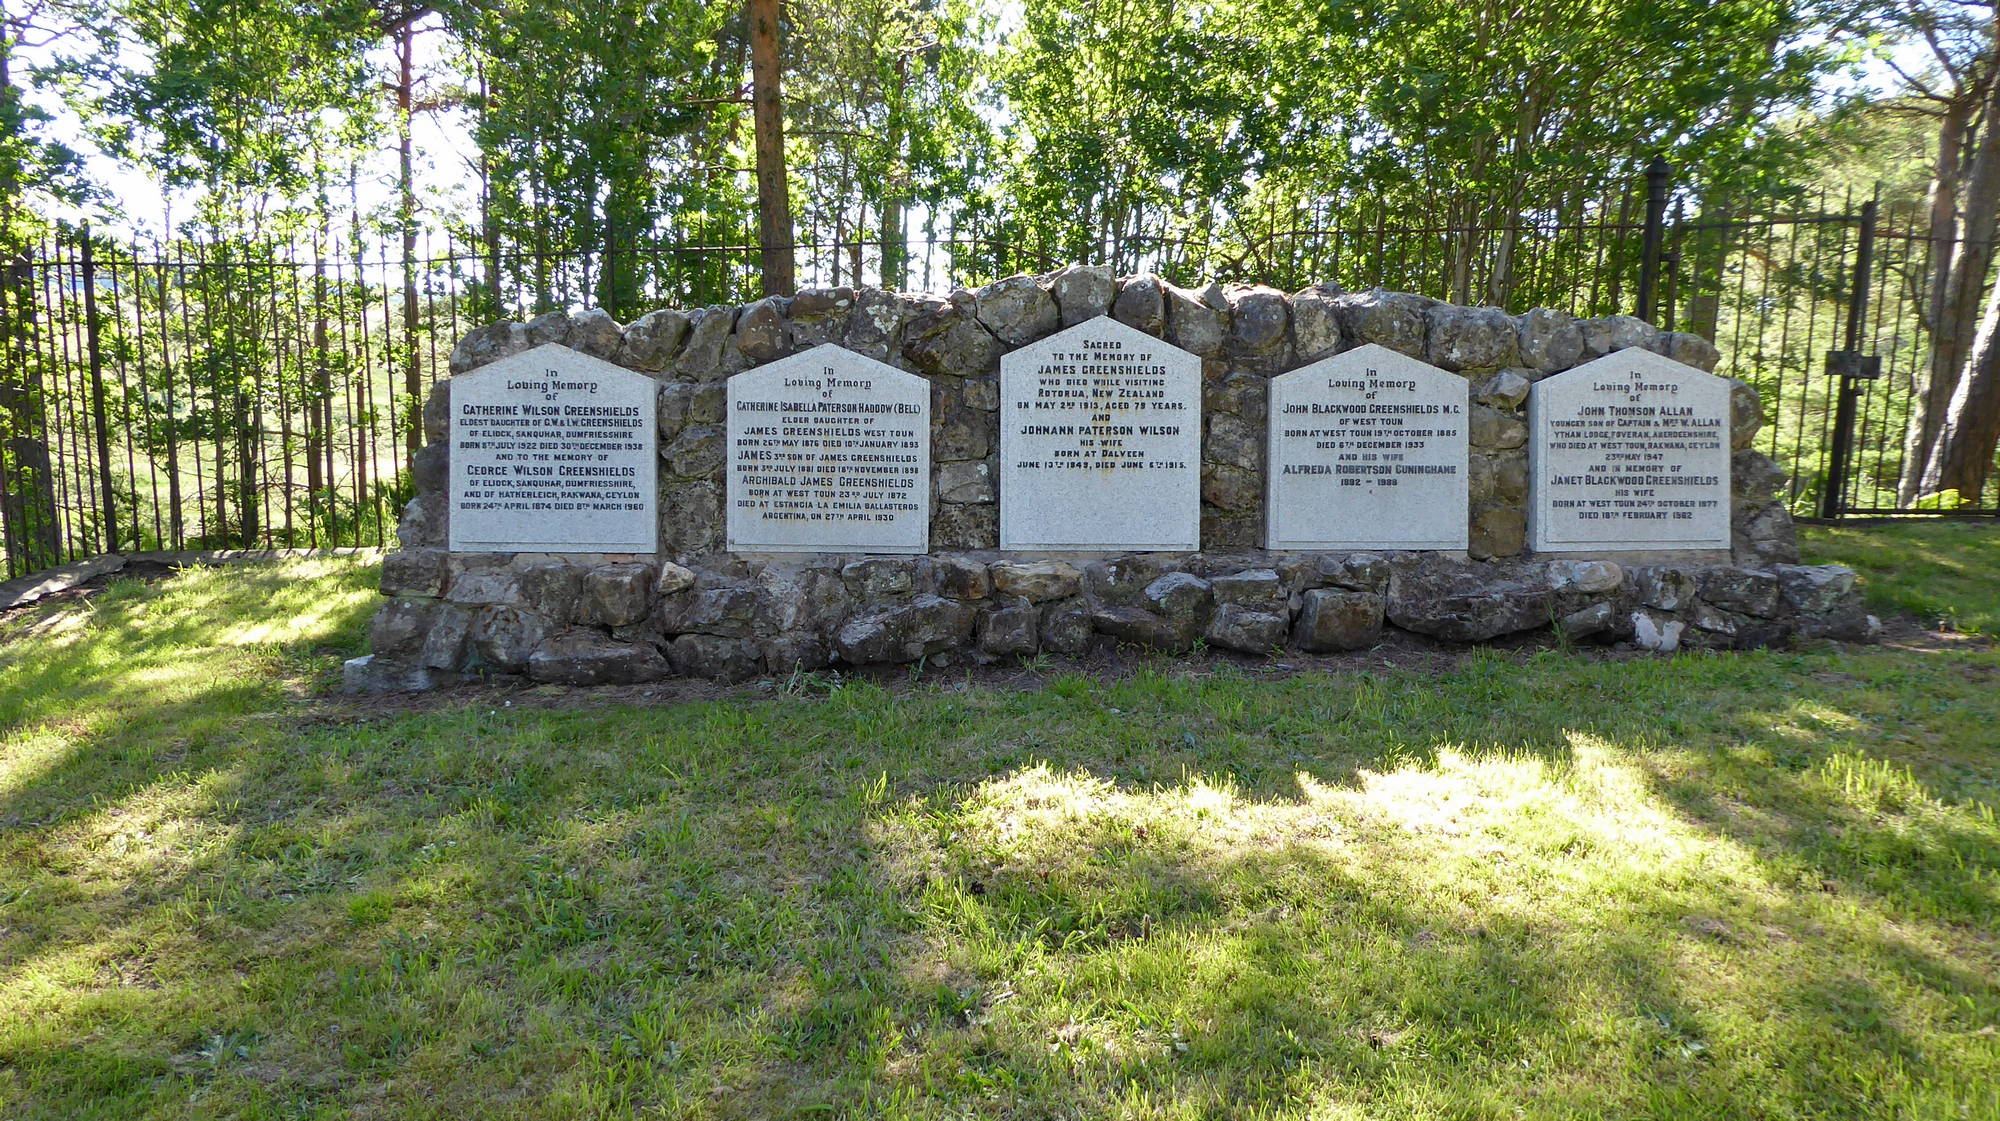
[656,561,697,596]
[583,563,656,627]
[423,381,451,443]
[974,274,1060,345]
[469,606,555,670]
[1227,286,1290,356]
[664,425,725,478]
[1144,571,1214,627]
[734,296,787,362]
[420,603,475,669]
[786,287,853,348]
[657,584,760,638]
[1083,556,1169,606]
[937,459,996,504]
[1665,332,1721,372]
[1469,453,1497,505]
[1053,264,1116,328]
[528,631,670,685]
[1091,605,1195,650]
[1386,562,1550,642]
[512,561,585,621]
[1578,314,1660,359]
[1630,566,1699,611]
[623,308,691,371]
[904,304,1001,376]
[1205,411,1262,472]
[1727,379,1764,451]
[396,491,447,549]
[446,567,521,606]
[1112,274,1167,335]
[1771,564,1857,614]
[1211,568,1284,606]
[932,387,994,461]
[370,598,434,658]
[763,631,833,674]
[1557,601,1615,640]
[978,601,1039,656]
[1039,601,1094,653]
[1205,603,1289,654]
[342,655,433,694]
[1472,368,1532,409]
[931,503,999,550]
[1469,404,1526,450]
[1426,305,1519,371]
[1795,598,1879,642]
[525,310,571,347]
[1517,308,1584,373]
[1293,588,1384,651]
[843,557,922,598]
[1734,500,1800,566]
[834,595,976,664]
[669,633,763,682]
[1164,282,1226,357]
[1206,371,1268,418]
[1468,505,1526,559]
[844,289,918,362]
[381,548,447,598]
[568,308,624,361]
[1291,284,1344,361]
[1630,610,1684,653]
[936,555,993,600]
[1490,450,1528,505]
[660,481,722,557]
[1319,552,1391,593]
[1701,567,1781,617]
[449,320,531,374]
[1546,559,1624,596]
[991,560,1081,602]
[676,306,740,380]
[1333,288,1428,357]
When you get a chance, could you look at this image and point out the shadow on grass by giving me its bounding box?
[3,572,1998,1118]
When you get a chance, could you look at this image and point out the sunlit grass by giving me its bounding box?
[0,533,1996,1119]
[1800,521,2000,634]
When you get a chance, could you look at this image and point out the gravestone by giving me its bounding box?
[1529,349,1730,552]
[999,315,1200,551]
[448,343,657,553]
[726,343,930,553]
[1266,343,1468,550]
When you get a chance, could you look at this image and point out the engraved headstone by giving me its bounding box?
[726,344,930,553]
[1000,316,1200,551]
[1267,343,1468,550]
[448,343,657,553]
[1529,349,1731,552]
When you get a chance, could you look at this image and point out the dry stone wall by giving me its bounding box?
[347,267,1871,692]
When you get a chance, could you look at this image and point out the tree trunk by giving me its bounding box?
[397,20,421,462]
[0,39,59,574]
[1900,94,1979,502]
[1920,253,2000,502]
[748,0,794,296]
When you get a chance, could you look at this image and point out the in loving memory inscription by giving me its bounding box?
[726,344,930,553]
[1000,316,1200,551]
[448,344,657,553]
[1529,349,1731,551]
[1266,344,1468,550]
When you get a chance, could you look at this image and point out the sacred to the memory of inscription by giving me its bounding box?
[448,343,657,553]
[1529,349,1730,551]
[726,344,930,552]
[1267,343,1467,550]
[999,316,1200,551]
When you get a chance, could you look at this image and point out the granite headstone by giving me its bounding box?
[726,343,930,553]
[1529,349,1731,552]
[448,343,657,553]
[1267,343,1468,550]
[999,316,1200,551]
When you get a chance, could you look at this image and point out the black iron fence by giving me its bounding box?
[1,172,1993,580]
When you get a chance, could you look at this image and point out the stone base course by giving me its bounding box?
[344,549,1876,692]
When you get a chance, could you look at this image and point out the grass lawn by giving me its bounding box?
[1,526,1996,1120]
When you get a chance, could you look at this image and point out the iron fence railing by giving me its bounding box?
[1,172,1994,580]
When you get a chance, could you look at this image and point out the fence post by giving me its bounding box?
[1635,155,1672,324]
[80,227,119,553]
[1820,199,1880,520]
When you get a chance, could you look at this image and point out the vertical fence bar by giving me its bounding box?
[1635,156,1672,323]
[80,229,119,552]
[1820,199,1878,520]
